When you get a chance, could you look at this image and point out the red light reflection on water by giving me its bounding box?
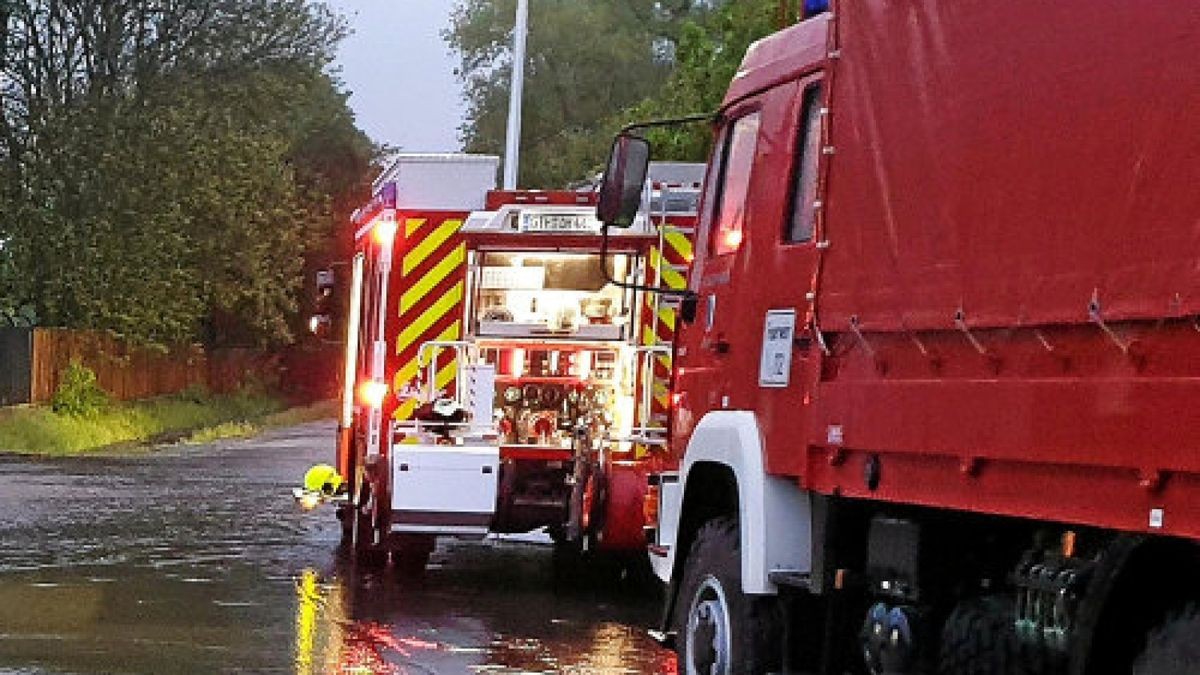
[336,621,442,674]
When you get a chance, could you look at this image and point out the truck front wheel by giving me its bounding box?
[1133,606,1200,675]
[674,517,781,675]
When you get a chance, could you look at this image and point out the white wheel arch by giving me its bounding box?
[668,410,813,595]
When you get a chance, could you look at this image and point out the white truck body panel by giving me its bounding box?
[390,444,500,535]
[657,410,813,595]
[373,154,499,211]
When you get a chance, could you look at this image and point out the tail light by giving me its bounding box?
[357,380,388,408]
[372,218,398,246]
[643,483,661,527]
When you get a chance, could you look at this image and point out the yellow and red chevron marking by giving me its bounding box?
[634,225,695,456]
[390,214,468,422]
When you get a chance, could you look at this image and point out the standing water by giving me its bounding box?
[0,422,676,673]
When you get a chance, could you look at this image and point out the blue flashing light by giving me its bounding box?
[804,0,829,17]
[378,182,397,209]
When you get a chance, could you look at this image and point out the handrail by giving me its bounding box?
[632,344,672,433]
[416,340,478,405]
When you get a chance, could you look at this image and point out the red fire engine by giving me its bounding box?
[327,154,702,572]
[596,1,1200,673]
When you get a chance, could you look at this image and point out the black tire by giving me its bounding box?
[673,517,781,675]
[392,535,435,577]
[345,484,388,568]
[938,596,1024,675]
[1133,606,1200,675]
[552,537,585,580]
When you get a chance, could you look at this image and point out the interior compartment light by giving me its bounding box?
[575,351,592,380]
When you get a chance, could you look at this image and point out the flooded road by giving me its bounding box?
[0,422,676,673]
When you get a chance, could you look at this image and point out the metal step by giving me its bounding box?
[768,569,813,590]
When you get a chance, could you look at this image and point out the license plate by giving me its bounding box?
[521,213,599,233]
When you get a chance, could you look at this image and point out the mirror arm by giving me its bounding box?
[599,224,696,299]
[597,110,713,300]
[619,111,716,134]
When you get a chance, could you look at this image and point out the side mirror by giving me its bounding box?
[597,133,650,228]
[679,294,698,325]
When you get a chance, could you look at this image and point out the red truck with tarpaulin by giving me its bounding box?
[594,0,1200,673]
[326,154,702,572]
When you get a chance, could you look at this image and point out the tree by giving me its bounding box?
[0,0,375,346]
[446,0,777,187]
[446,0,719,188]
[624,0,778,161]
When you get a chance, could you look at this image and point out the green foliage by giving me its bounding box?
[447,0,780,186]
[0,390,293,455]
[446,0,716,188]
[50,362,110,417]
[186,420,260,444]
[630,0,778,161]
[0,0,375,347]
[0,303,36,328]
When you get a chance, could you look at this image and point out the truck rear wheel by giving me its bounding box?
[938,596,1025,675]
[674,517,781,675]
[1133,606,1200,675]
[345,483,388,568]
[391,535,435,577]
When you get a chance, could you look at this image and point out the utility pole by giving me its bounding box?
[503,0,529,190]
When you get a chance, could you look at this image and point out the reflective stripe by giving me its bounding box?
[649,247,688,290]
[664,229,694,264]
[396,282,464,355]
[658,306,677,331]
[403,218,462,275]
[634,226,696,456]
[401,243,466,313]
[394,357,459,422]
[392,214,468,423]
[393,320,462,391]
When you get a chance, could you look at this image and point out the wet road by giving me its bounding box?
[0,422,676,674]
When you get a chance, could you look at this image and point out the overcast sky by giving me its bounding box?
[325,0,465,152]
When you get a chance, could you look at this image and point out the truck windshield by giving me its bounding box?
[471,251,635,340]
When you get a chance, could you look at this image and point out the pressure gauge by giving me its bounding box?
[541,386,562,407]
[504,386,522,403]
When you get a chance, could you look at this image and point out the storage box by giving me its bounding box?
[390,444,500,535]
[373,154,499,211]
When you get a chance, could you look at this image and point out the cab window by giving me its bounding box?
[786,83,823,243]
[711,112,761,256]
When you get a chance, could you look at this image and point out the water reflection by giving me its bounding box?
[289,541,678,674]
[0,425,676,674]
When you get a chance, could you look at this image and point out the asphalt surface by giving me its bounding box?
[0,421,677,674]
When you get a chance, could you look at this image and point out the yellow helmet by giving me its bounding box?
[302,464,345,496]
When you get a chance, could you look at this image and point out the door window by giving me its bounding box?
[711,112,762,256]
[785,83,823,243]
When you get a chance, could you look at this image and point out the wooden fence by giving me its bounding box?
[0,328,276,405]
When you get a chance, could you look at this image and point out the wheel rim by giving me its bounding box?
[685,574,732,675]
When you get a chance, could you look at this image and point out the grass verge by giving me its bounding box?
[0,393,335,455]
[183,400,337,444]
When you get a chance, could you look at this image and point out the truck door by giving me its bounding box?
[675,75,826,478]
[749,76,825,477]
